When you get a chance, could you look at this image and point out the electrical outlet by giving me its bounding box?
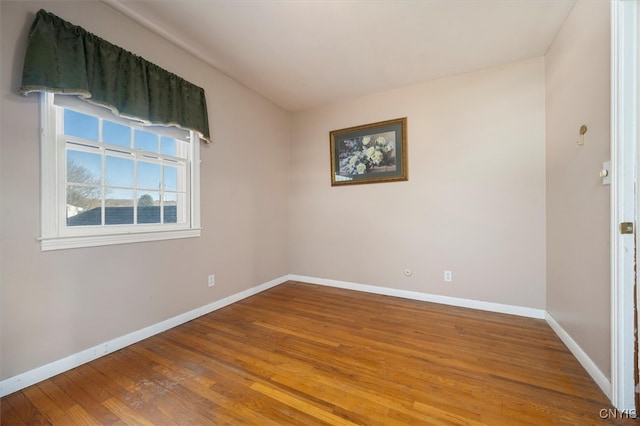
[208,274,215,287]
[444,271,452,282]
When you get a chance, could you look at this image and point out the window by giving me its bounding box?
[40,93,201,250]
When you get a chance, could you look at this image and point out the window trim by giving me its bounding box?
[39,93,201,251]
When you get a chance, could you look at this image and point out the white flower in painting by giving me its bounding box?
[371,150,383,165]
[365,146,376,159]
[349,155,359,166]
[383,142,394,153]
[376,136,386,145]
[356,163,366,174]
[362,136,371,146]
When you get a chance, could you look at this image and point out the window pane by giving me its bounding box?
[175,139,189,159]
[164,165,178,191]
[106,155,134,188]
[66,185,101,226]
[135,129,158,152]
[164,207,177,223]
[64,109,99,141]
[161,136,176,156]
[67,150,101,184]
[137,192,159,207]
[104,121,131,147]
[164,192,177,205]
[138,161,161,190]
[137,191,160,224]
[164,192,184,224]
[105,189,134,224]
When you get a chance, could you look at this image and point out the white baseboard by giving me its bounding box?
[287,274,546,319]
[545,312,611,398]
[0,275,289,398]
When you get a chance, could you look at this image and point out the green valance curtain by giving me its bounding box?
[19,9,211,144]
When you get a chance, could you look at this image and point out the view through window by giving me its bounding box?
[40,94,201,250]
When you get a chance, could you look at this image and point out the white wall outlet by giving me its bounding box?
[444,271,452,282]
[404,268,413,277]
[208,274,215,287]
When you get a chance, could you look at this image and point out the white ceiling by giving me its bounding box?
[105,0,576,112]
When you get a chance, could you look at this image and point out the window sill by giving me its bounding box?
[39,228,202,251]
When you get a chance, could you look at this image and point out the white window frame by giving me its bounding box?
[39,93,201,251]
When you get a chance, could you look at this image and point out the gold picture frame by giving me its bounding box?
[330,117,408,186]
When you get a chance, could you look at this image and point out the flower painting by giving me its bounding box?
[330,118,407,186]
[338,132,397,176]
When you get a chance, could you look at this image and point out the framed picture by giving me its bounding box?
[330,117,407,186]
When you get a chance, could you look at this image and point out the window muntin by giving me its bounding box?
[41,93,201,250]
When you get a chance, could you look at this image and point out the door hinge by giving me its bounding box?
[620,222,634,234]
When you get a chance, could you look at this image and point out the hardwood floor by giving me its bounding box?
[1,281,636,425]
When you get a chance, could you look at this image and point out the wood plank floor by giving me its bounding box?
[1,281,636,425]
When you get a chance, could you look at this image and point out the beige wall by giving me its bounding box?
[0,1,290,380]
[545,1,611,377]
[290,58,547,309]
